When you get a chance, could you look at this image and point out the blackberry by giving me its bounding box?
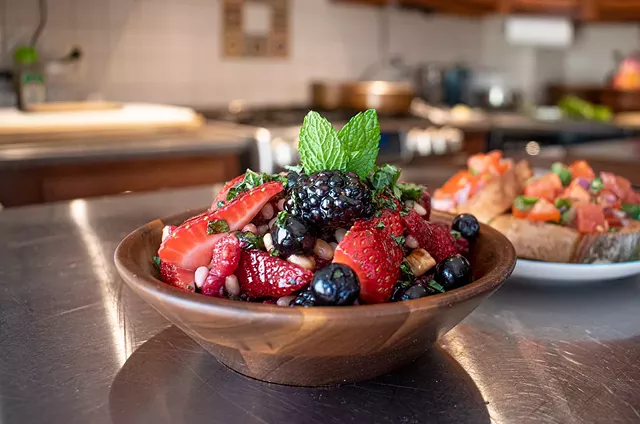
[284,170,373,230]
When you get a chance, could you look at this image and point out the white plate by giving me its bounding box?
[511,259,640,285]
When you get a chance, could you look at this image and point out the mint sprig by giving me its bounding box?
[298,112,348,174]
[338,109,380,179]
[298,109,380,178]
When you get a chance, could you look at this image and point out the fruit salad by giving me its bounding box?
[512,160,640,233]
[155,110,478,306]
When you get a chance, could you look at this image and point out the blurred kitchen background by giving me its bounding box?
[1,0,640,207]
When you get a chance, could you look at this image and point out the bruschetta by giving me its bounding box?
[432,151,532,224]
[490,160,640,264]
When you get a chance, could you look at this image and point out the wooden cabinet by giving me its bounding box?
[0,153,241,207]
[337,0,640,21]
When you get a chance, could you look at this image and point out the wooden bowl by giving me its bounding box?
[114,209,516,386]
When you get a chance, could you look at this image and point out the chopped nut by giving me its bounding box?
[406,248,436,277]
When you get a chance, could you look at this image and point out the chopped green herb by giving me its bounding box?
[374,221,386,229]
[234,231,265,250]
[152,256,161,270]
[590,177,604,194]
[513,196,539,211]
[470,168,480,176]
[228,295,242,301]
[400,261,414,279]
[270,249,280,257]
[369,164,401,193]
[621,203,640,220]
[608,227,618,233]
[561,208,576,225]
[551,162,572,186]
[207,219,230,235]
[284,164,304,174]
[397,280,412,289]
[276,211,288,228]
[226,170,287,202]
[451,230,462,240]
[554,198,572,210]
[216,200,225,208]
[400,209,411,217]
[392,235,405,246]
[397,182,425,202]
[427,279,446,293]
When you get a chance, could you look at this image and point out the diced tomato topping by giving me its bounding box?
[526,198,561,223]
[601,171,632,200]
[624,190,640,205]
[569,160,595,180]
[467,151,508,176]
[562,180,591,204]
[524,173,564,201]
[576,203,607,233]
[512,205,529,219]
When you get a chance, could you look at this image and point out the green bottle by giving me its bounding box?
[13,46,46,110]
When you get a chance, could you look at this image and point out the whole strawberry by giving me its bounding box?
[236,250,313,297]
[333,226,402,304]
[419,189,431,220]
[352,209,403,238]
[402,209,458,263]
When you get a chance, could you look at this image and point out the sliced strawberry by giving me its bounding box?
[333,227,402,304]
[576,203,607,233]
[455,236,470,256]
[158,181,283,270]
[202,273,226,297]
[402,209,458,263]
[527,198,561,223]
[236,250,313,298]
[352,210,403,238]
[569,160,595,180]
[418,189,431,220]
[211,174,246,209]
[160,262,195,292]
[208,233,241,278]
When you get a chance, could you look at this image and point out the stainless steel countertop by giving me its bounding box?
[0,123,256,167]
[1,184,639,424]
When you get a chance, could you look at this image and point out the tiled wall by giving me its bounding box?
[0,0,482,106]
[0,0,638,107]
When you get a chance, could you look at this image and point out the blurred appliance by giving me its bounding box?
[442,64,471,107]
[201,105,464,174]
[415,63,444,105]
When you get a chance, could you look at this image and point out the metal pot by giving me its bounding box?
[310,82,345,110]
[342,81,415,115]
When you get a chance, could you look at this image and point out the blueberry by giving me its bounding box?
[271,214,316,256]
[435,254,472,290]
[310,264,360,306]
[292,290,317,307]
[452,214,480,240]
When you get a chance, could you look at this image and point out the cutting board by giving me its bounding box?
[0,103,204,143]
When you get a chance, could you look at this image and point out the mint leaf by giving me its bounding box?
[338,109,380,178]
[235,231,265,250]
[427,279,446,293]
[152,256,161,270]
[285,164,304,174]
[207,219,230,235]
[397,183,424,202]
[370,164,401,192]
[298,111,347,174]
[276,211,288,228]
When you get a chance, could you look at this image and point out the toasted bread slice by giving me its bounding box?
[490,215,640,263]
[490,215,580,263]
[457,160,532,224]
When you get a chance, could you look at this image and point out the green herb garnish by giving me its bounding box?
[216,200,225,208]
[270,249,280,257]
[513,196,539,211]
[554,198,572,210]
[551,162,572,186]
[397,182,425,202]
[298,112,350,174]
[276,211,288,228]
[285,164,304,174]
[400,261,414,279]
[392,235,406,247]
[234,231,265,250]
[152,256,161,270]
[621,203,640,220]
[451,230,462,240]
[427,279,446,293]
[590,177,604,194]
[207,219,230,235]
[337,109,381,179]
[226,170,287,202]
[374,221,386,229]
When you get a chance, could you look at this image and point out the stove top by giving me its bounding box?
[199,107,416,128]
